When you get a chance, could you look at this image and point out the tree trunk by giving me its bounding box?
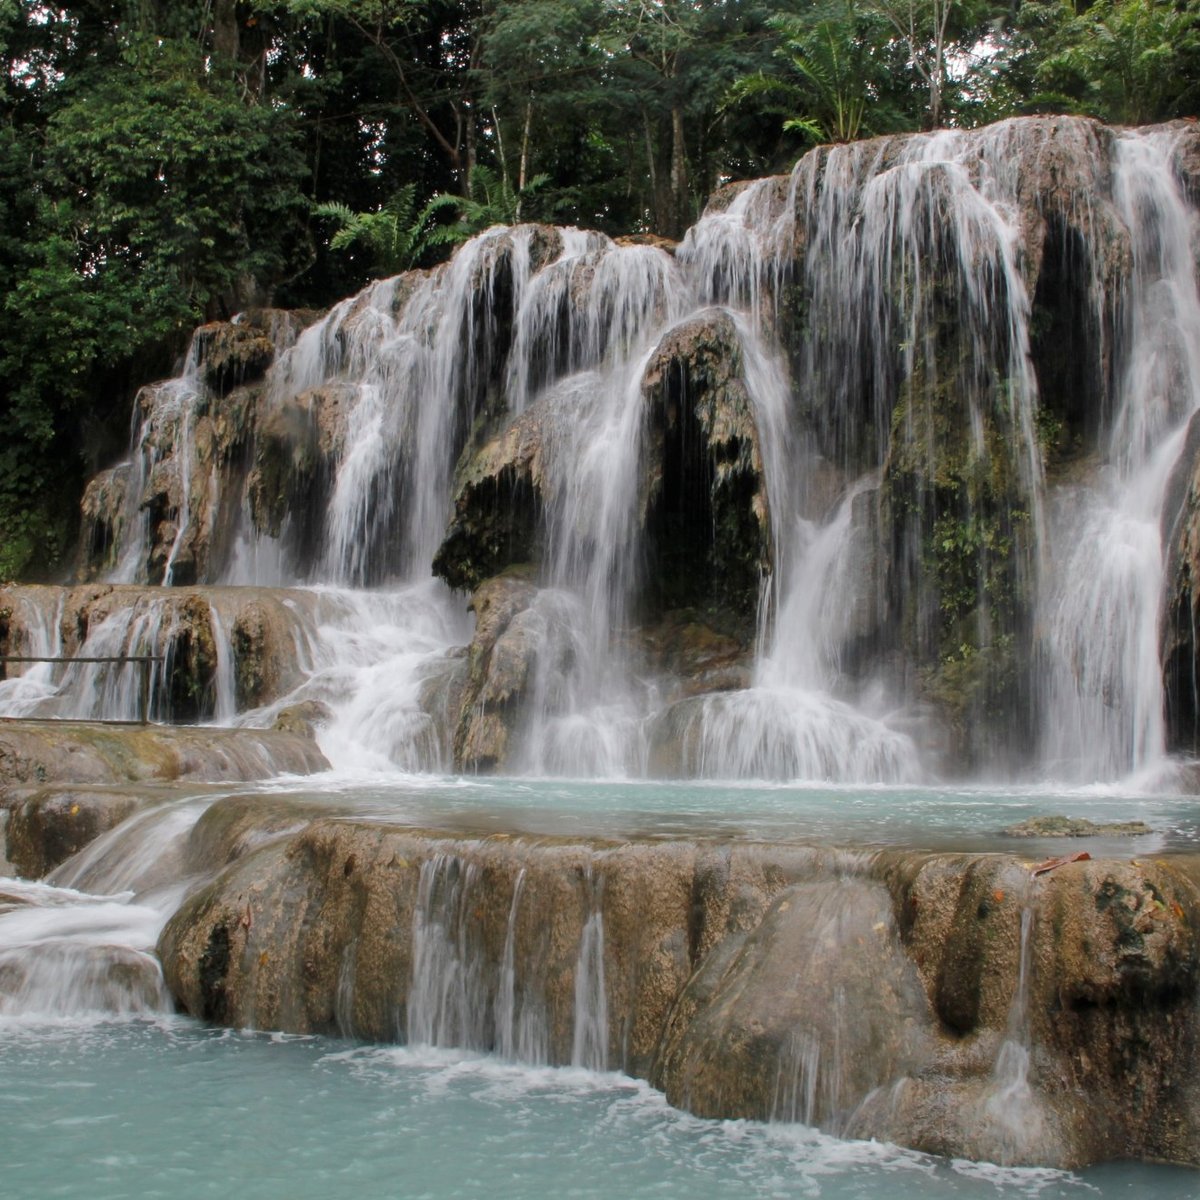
[213,0,239,62]
[464,100,477,195]
[519,98,533,194]
[669,104,688,238]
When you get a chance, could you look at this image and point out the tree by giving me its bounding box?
[728,3,907,144]
[480,0,604,214]
[0,22,306,578]
[284,0,489,191]
[1026,0,1200,124]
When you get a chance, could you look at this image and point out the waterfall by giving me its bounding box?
[493,867,549,1063]
[8,117,1200,785]
[571,887,608,1072]
[0,589,63,716]
[981,893,1048,1164]
[207,603,237,724]
[0,797,209,1021]
[407,854,491,1050]
[1036,128,1200,781]
[0,882,172,1020]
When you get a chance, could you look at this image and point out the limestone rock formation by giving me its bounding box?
[1161,409,1200,753]
[0,584,316,722]
[434,412,550,593]
[148,806,1200,1169]
[451,570,544,771]
[639,311,771,634]
[0,722,327,792]
[4,786,154,878]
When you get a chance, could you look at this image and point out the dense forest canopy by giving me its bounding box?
[0,0,1197,580]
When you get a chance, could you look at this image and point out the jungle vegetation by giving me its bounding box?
[0,0,1196,578]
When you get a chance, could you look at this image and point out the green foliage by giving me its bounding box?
[316,184,437,276]
[428,166,555,243]
[0,20,307,579]
[728,4,907,145]
[316,167,554,277]
[1032,0,1200,124]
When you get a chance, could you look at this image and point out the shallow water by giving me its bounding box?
[251,772,1200,856]
[1,1019,1195,1200]
[3,776,1200,1197]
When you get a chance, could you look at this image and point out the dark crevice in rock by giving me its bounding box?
[1030,218,1110,467]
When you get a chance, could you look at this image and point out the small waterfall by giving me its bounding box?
[335,940,359,1040]
[571,873,608,1072]
[0,794,210,1022]
[405,856,557,1061]
[51,599,175,723]
[207,603,237,724]
[773,1023,847,1133]
[1037,128,1200,780]
[0,589,64,716]
[104,336,207,586]
[0,883,171,1020]
[495,867,522,1059]
[494,867,547,1063]
[504,229,619,413]
[160,385,199,586]
[407,854,491,1050]
[981,893,1047,1163]
[294,581,470,771]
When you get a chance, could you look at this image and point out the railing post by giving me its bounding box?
[138,657,151,725]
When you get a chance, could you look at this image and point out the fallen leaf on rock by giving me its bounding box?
[1031,851,1091,877]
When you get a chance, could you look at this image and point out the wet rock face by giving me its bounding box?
[4,787,150,878]
[876,852,1200,1166]
[160,818,702,1069]
[639,312,770,637]
[1162,409,1200,754]
[193,322,276,396]
[0,721,328,792]
[76,308,322,586]
[154,812,1200,1170]
[878,300,1037,773]
[78,466,132,582]
[433,411,549,594]
[246,383,353,550]
[652,877,931,1127]
[451,571,543,772]
[0,584,312,723]
[435,311,769,639]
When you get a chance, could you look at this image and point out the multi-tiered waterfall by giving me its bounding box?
[7,118,1200,1186]
[5,115,1200,786]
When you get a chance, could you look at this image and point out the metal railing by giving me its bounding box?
[0,655,165,725]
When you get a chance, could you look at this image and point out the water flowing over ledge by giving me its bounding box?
[6,117,1200,1184]
[3,116,1200,788]
[5,774,1198,1171]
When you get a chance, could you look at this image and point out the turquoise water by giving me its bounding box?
[4,776,1200,1197]
[2,1018,1196,1200]
[255,771,1200,854]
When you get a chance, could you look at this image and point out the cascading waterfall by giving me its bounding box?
[494,867,547,1063]
[982,895,1046,1164]
[0,589,63,716]
[407,854,491,1050]
[404,852,610,1069]
[0,798,209,1021]
[5,118,1200,785]
[570,871,608,1073]
[1037,129,1200,780]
